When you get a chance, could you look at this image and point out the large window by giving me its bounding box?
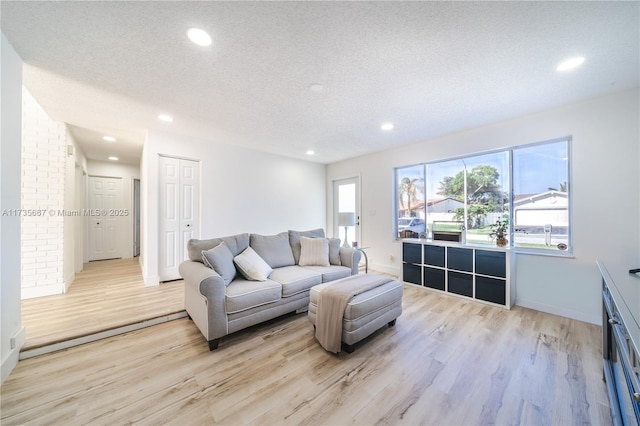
[427,151,509,244]
[396,165,426,235]
[512,139,570,251]
[394,137,571,254]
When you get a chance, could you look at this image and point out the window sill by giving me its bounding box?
[513,247,574,259]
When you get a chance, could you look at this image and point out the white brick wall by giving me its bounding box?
[21,88,67,298]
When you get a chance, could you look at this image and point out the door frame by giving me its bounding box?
[133,178,141,257]
[331,175,361,246]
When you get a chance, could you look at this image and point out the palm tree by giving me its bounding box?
[398,177,423,216]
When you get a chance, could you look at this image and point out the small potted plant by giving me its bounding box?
[489,217,509,247]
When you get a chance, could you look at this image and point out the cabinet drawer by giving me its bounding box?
[424,245,445,267]
[403,243,422,264]
[447,247,473,272]
[476,276,506,305]
[403,263,422,285]
[424,266,445,291]
[448,271,473,297]
[476,250,506,278]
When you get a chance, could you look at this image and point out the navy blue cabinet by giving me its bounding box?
[402,241,513,308]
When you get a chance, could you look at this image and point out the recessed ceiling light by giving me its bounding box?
[108,156,119,161]
[309,84,323,93]
[381,122,394,131]
[158,114,174,122]
[187,28,212,47]
[556,56,585,72]
[103,136,116,142]
[306,150,315,155]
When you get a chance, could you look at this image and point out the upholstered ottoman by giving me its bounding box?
[308,274,403,353]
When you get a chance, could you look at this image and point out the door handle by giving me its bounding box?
[186,224,190,227]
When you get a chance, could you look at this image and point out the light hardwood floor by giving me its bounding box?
[20,258,184,351]
[3,283,612,425]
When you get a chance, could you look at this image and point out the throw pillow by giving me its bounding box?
[233,247,273,281]
[299,236,330,267]
[328,238,342,266]
[201,241,236,286]
[187,233,250,263]
[288,229,325,264]
[250,232,295,268]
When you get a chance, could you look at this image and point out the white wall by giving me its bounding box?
[1,33,25,383]
[141,130,327,285]
[86,160,140,260]
[19,92,89,298]
[327,88,640,324]
[21,88,68,298]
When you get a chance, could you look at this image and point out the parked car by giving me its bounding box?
[398,217,426,235]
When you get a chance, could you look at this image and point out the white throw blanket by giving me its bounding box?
[315,274,393,353]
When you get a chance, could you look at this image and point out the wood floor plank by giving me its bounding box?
[3,280,613,425]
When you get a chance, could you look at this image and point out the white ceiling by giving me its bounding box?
[1,1,638,165]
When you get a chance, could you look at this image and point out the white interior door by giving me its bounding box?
[159,156,200,281]
[179,160,198,259]
[89,176,123,261]
[333,177,360,247]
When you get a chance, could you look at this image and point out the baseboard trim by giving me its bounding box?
[64,272,75,293]
[365,264,401,277]
[515,298,600,325]
[21,284,64,299]
[19,311,188,360]
[143,274,160,286]
[1,326,26,384]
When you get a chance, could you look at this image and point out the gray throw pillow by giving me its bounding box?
[187,233,250,263]
[288,229,325,264]
[328,238,342,265]
[250,232,295,268]
[201,241,236,286]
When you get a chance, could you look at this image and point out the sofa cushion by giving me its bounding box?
[187,233,250,263]
[268,266,322,297]
[301,265,352,282]
[225,278,281,314]
[299,236,330,266]
[288,229,325,264]
[234,247,273,281]
[201,241,236,285]
[328,238,342,266]
[250,232,295,268]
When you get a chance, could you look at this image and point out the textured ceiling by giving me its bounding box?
[1,1,638,165]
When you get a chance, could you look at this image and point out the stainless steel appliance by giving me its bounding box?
[599,261,640,425]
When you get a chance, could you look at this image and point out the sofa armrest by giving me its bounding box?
[339,246,362,275]
[179,261,228,340]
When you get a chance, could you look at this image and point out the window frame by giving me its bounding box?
[393,136,573,257]
[509,136,572,256]
[393,162,426,239]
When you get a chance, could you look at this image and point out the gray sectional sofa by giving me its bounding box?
[179,229,362,350]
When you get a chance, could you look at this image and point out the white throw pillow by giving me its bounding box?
[299,236,330,266]
[233,247,273,281]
